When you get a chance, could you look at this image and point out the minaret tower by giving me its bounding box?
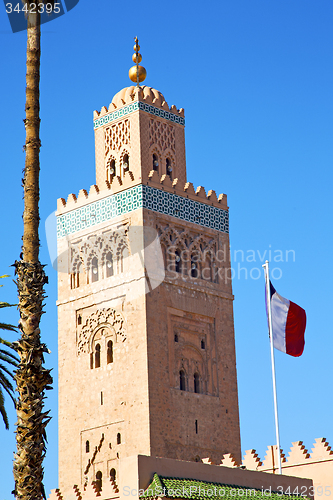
[56,39,241,495]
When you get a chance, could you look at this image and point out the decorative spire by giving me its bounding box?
[129,37,147,86]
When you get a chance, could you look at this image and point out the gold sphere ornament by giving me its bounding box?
[129,65,147,83]
[132,53,142,63]
[133,43,140,51]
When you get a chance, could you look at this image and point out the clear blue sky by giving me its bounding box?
[1,0,333,497]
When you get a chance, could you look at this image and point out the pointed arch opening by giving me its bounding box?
[122,153,129,174]
[194,372,200,394]
[95,471,102,492]
[110,468,116,481]
[175,249,182,274]
[95,343,101,368]
[106,252,113,278]
[153,153,159,172]
[107,158,116,182]
[166,157,172,180]
[179,369,186,391]
[107,340,113,364]
[91,256,99,283]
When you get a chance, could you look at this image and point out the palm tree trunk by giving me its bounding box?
[13,11,52,500]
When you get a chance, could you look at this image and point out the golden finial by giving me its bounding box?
[129,37,147,86]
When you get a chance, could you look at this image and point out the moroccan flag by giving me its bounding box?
[268,281,306,357]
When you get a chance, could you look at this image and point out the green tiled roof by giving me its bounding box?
[140,474,307,500]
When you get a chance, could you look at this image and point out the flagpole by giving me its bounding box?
[262,260,282,475]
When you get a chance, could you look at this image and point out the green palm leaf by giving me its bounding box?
[0,275,18,428]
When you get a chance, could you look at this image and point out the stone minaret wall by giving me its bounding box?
[56,84,240,495]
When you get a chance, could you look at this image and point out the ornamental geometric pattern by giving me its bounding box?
[105,119,130,154]
[57,185,229,239]
[149,119,175,152]
[77,308,126,355]
[93,101,185,129]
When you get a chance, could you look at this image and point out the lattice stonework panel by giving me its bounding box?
[149,119,175,152]
[105,119,130,156]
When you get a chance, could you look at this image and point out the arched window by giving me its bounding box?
[195,420,198,434]
[110,468,116,481]
[175,250,181,273]
[202,255,212,281]
[153,153,159,172]
[166,157,172,180]
[117,433,121,445]
[191,253,199,278]
[91,257,99,283]
[95,343,101,368]
[107,159,116,182]
[174,334,178,342]
[71,261,81,289]
[106,252,113,278]
[107,340,113,364]
[194,373,200,394]
[76,262,81,288]
[179,369,186,391]
[95,471,102,492]
[86,440,90,453]
[123,154,129,173]
[77,315,82,325]
[201,339,205,350]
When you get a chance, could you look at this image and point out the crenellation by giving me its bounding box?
[89,185,100,196]
[99,106,108,116]
[220,453,239,468]
[161,100,170,111]
[242,449,262,470]
[57,198,66,211]
[287,440,310,463]
[78,189,88,201]
[184,182,196,195]
[195,186,206,199]
[159,174,173,188]
[207,190,218,203]
[310,437,333,460]
[218,193,227,207]
[67,193,77,204]
[202,457,215,465]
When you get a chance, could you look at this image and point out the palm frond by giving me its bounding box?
[0,355,19,369]
[0,323,17,332]
[0,370,15,392]
[0,348,19,363]
[0,387,9,430]
[0,301,17,309]
[0,275,18,427]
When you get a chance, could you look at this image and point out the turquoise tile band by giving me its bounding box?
[93,101,185,129]
[57,185,228,239]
